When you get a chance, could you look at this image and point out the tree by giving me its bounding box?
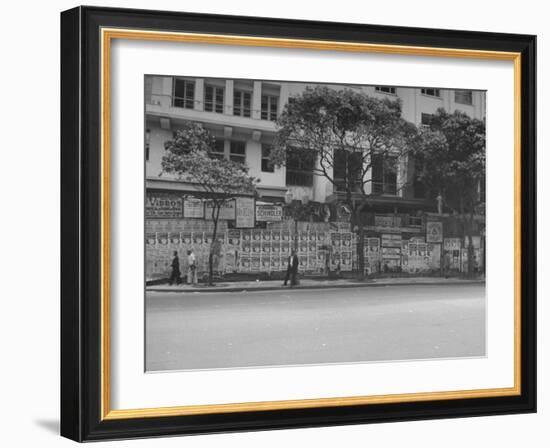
[162,122,258,285]
[270,86,416,278]
[410,109,486,275]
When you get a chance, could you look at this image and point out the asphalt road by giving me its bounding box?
[145,284,485,371]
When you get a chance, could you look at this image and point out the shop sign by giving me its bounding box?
[183,197,204,218]
[426,221,443,243]
[146,193,183,218]
[256,204,283,222]
[235,197,255,228]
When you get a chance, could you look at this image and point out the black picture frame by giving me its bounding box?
[61,5,536,442]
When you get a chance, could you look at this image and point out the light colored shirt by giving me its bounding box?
[188,253,196,266]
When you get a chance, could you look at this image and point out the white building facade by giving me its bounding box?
[145,76,485,205]
[144,76,486,280]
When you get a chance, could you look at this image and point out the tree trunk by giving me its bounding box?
[208,206,220,286]
[294,219,298,252]
[351,206,365,281]
[467,212,475,277]
[357,222,365,280]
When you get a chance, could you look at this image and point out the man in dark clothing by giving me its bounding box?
[169,250,181,285]
[283,250,299,287]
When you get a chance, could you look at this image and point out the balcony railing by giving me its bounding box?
[146,93,280,121]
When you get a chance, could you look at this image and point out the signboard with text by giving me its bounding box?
[235,197,255,228]
[183,197,204,218]
[204,199,236,220]
[146,193,183,218]
[255,204,283,222]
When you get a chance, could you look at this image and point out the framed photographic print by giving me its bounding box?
[60,6,536,442]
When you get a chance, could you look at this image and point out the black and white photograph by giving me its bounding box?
[144,76,487,372]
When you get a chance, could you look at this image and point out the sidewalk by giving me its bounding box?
[147,276,485,293]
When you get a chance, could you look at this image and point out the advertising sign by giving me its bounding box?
[183,197,204,218]
[255,204,283,222]
[426,221,443,243]
[204,199,236,220]
[146,193,183,218]
[235,197,255,228]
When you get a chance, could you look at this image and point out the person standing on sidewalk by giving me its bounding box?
[169,250,181,285]
[187,249,197,285]
[283,250,299,287]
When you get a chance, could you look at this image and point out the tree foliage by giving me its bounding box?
[410,108,486,214]
[162,122,258,284]
[271,86,416,199]
[162,122,258,204]
[410,109,486,276]
[271,86,417,278]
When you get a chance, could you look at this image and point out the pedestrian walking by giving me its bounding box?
[169,251,181,285]
[187,249,198,285]
[283,249,300,287]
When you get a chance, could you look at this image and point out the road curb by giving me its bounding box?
[147,279,485,294]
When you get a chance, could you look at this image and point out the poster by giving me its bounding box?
[235,197,255,228]
[444,238,462,251]
[183,197,204,218]
[426,221,443,243]
[204,199,236,220]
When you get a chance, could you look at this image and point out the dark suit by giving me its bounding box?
[169,255,181,285]
[283,254,299,286]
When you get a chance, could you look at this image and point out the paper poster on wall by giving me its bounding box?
[204,199,236,220]
[235,197,255,228]
[426,221,443,243]
[183,197,204,219]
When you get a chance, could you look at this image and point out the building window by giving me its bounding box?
[261,144,274,172]
[372,154,398,195]
[204,85,224,113]
[333,150,363,192]
[233,90,252,117]
[229,141,246,164]
[455,90,473,105]
[211,139,225,160]
[375,86,396,95]
[172,79,195,109]
[421,88,441,97]
[421,113,434,127]
[261,95,279,120]
[286,150,314,186]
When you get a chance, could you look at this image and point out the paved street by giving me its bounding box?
[145,284,485,371]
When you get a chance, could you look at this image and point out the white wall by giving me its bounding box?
[0,1,547,447]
